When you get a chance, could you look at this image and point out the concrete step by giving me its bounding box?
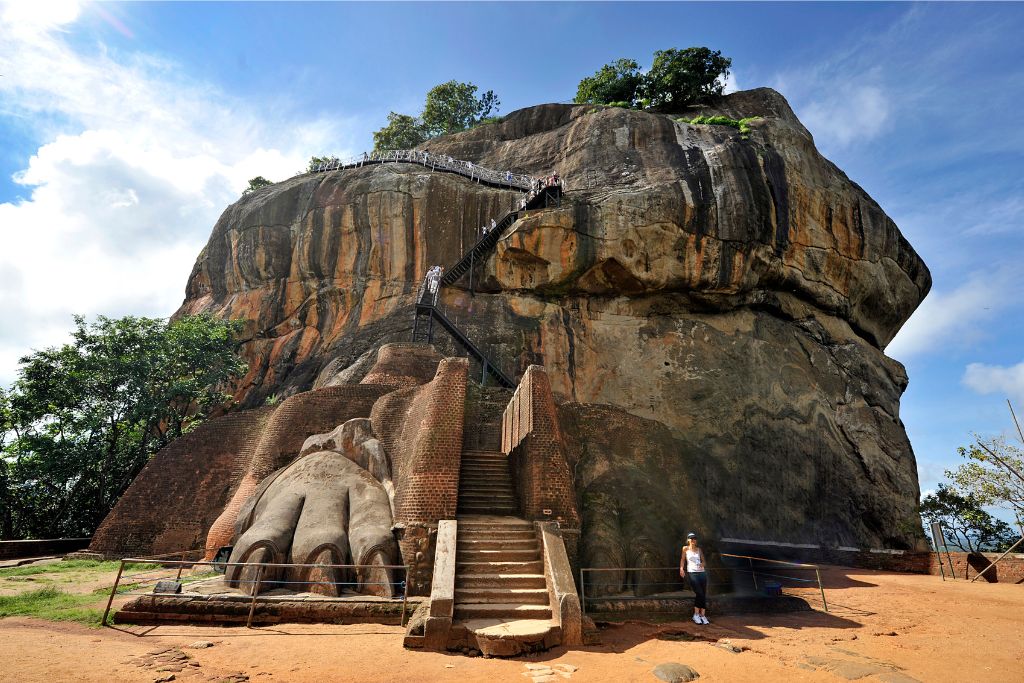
[461,450,506,457]
[458,521,534,532]
[457,529,537,541]
[454,603,552,620]
[458,538,538,551]
[456,560,544,574]
[459,493,516,503]
[458,485,516,495]
[455,588,550,605]
[458,506,519,515]
[456,573,547,589]
[457,548,541,562]
[459,464,511,472]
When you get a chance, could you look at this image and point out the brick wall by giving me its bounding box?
[89,408,274,558]
[371,357,467,593]
[204,384,397,554]
[360,342,443,389]
[719,539,1024,583]
[502,365,580,529]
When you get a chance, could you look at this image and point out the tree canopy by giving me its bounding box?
[573,47,733,112]
[243,176,273,196]
[920,484,1016,553]
[372,112,428,151]
[371,80,500,152]
[948,437,1024,534]
[575,58,643,107]
[307,155,340,172]
[0,314,247,540]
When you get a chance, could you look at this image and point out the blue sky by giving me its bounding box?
[1,2,1023,521]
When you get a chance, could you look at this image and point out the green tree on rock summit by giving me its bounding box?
[574,47,732,112]
[371,80,500,152]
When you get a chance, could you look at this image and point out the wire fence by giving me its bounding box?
[102,554,412,628]
[579,553,828,616]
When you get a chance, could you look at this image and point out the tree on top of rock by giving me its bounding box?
[573,47,732,112]
[371,80,500,152]
[575,58,644,107]
[373,112,428,151]
[422,80,500,137]
[641,48,732,111]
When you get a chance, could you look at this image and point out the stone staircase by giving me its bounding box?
[447,388,559,655]
[454,517,551,623]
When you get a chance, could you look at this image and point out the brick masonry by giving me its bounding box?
[502,365,580,531]
[89,408,274,558]
[371,356,468,593]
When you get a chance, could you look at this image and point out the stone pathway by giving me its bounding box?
[521,662,578,682]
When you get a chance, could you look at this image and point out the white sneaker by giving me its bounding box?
[700,615,710,625]
[692,615,702,624]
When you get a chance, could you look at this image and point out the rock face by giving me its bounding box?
[176,88,930,556]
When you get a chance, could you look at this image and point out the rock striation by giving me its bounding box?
[172,88,929,563]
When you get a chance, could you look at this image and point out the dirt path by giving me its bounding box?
[2,566,1021,683]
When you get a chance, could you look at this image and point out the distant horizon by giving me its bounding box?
[2,1,1023,526]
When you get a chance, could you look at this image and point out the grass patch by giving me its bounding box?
[0,560,160,578]
[0,587,107,627]
[679,114,762,138]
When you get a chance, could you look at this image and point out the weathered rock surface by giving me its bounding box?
[176,88,930,554]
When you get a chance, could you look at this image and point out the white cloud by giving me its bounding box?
[886,266,1022,359]
[0,2,356,386]
[800,83,890,149]
[963,361,1024,404]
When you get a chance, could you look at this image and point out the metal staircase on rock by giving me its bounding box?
[410,180,562,389]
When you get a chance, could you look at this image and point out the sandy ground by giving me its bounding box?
[1,565,1022,683]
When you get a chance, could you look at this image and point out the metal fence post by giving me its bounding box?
[174,550,187,582]
[815,567,828,612]
[101,559,126,627]
[579,568,586,617]
[246,564,265,628]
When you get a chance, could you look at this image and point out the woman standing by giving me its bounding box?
[680,532,709,624]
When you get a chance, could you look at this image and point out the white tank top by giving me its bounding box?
[685,548,704,573]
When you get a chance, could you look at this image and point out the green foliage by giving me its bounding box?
[641,47,732,112]
[0,314,247,540]
[0,587,105,626]
[574,58,644,107]
[422,80,500,137]
[920,484,1017,552]
[372,112,428,152]
[475,115,505,126]
[242,176,273,196]
[307,155,340,172]
[947,438,1024,532]
[681,115,761,138]
[574,48,732,113]
[372,80,500,151]
[0,559,158,578]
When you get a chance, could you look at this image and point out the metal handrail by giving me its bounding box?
[102,556,413,628]
[299,149,548,192]
[579,557,829,615]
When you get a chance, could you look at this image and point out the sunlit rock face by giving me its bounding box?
[178,88,930,553]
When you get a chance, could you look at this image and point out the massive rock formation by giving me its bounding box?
[170,88,929,569]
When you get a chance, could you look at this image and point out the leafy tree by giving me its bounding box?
[0,314,247,539]
[639,47,732,112]
[920,484,1017,553]
[948,438,1024,534]
[242,176,273,196]
[372,112,428,152]
[307,155,340,172]
[421,80,500,137]
[574,58,644,106]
